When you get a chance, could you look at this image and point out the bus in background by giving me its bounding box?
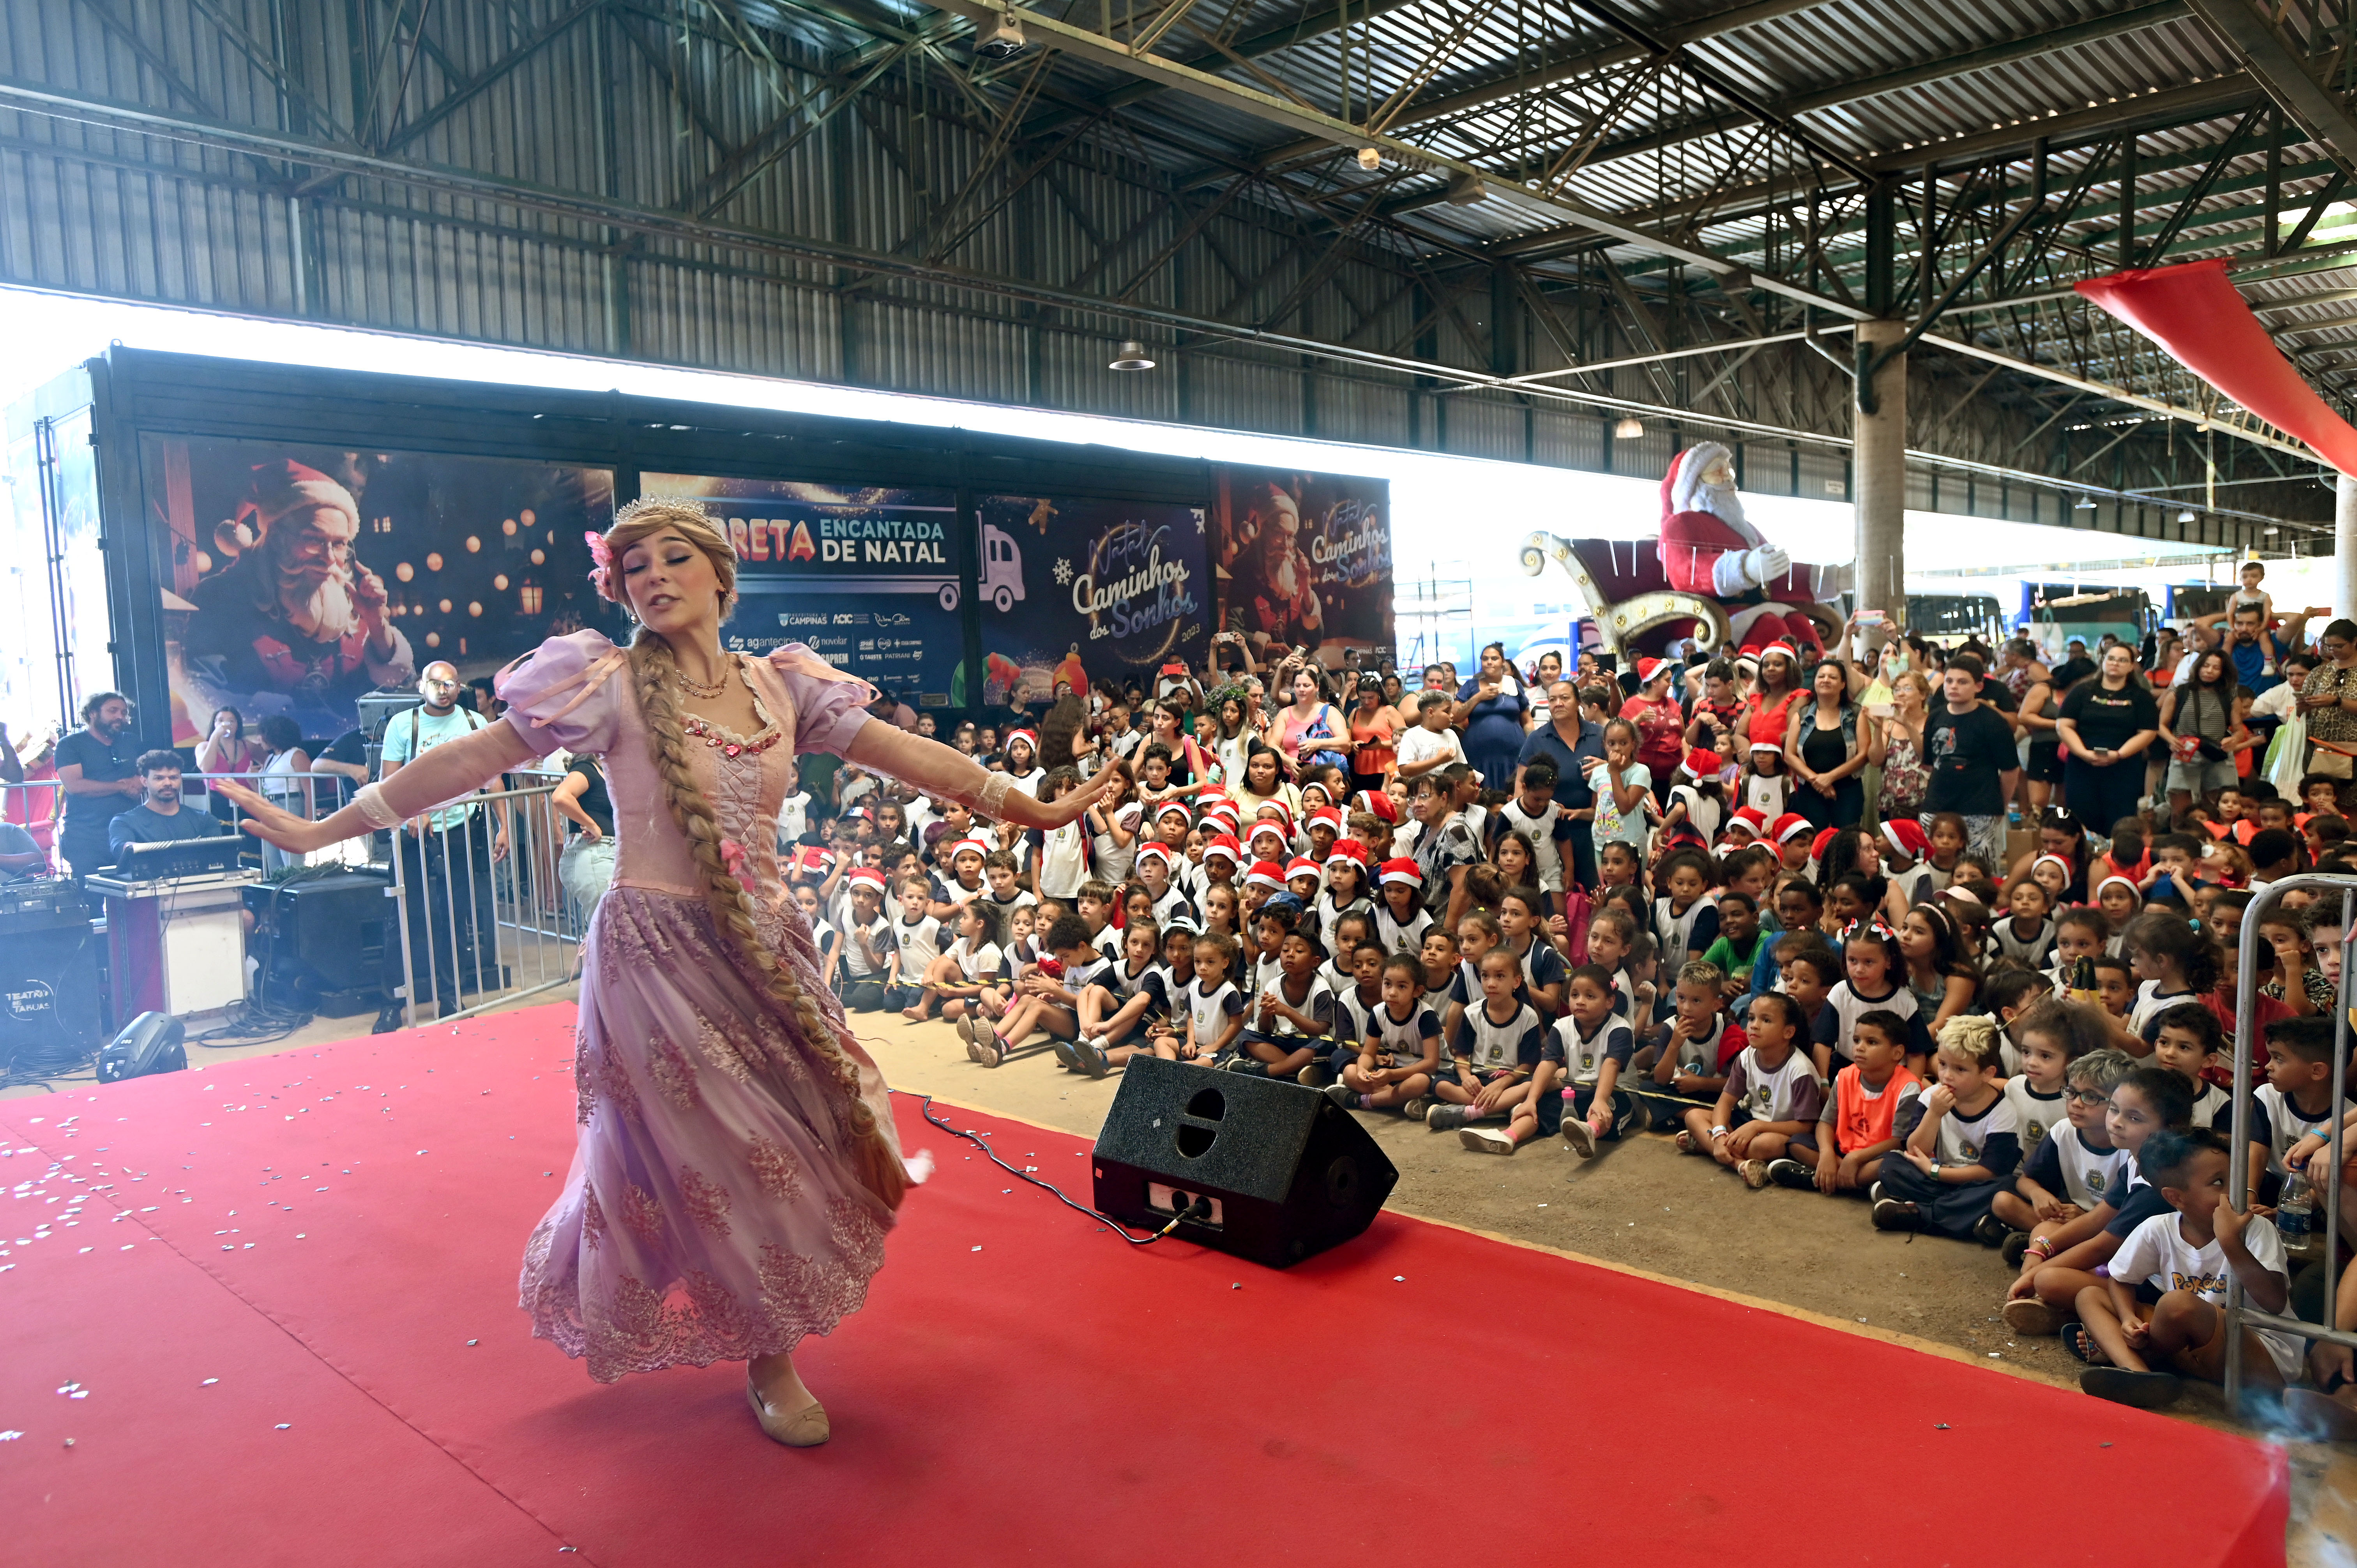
[1903,592,2007,646]
[2011,583,2155,663]
[2163,583,2237,622]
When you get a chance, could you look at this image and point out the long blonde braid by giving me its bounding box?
[601,499,906,1209]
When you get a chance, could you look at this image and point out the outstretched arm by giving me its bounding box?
[217,720,536,853]
[845,721,1117,832]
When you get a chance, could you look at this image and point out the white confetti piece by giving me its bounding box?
[970,1245,983,1252]
[0,1432,20,1441]
[274,1423,291,1430]
[68,1391,86,1400]
[466,1339,479,1346]
[1393,1275,1405,1282]
[202,1379,217,1386]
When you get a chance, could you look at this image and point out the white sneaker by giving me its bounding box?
[1560,1117,1597,1159]
[1459,1126,1518,1155]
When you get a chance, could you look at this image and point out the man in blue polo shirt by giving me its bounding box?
[2187,603,2320,699]
[1516,677,1609,886]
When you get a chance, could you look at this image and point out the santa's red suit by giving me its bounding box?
[1656,443,1826,654]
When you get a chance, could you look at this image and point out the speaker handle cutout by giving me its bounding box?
[1185,1086,1226,1121]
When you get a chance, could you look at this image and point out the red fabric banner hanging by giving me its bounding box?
[2074,258,2357,478]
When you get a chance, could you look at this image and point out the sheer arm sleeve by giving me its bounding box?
[495,630,629,758]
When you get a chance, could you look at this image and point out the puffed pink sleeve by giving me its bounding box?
[495,630,630,758]
[767,643,876,760]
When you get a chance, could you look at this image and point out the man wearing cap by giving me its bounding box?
[184,459,416,726]
[1923,662,2021,864]
[1516,678,1610,886]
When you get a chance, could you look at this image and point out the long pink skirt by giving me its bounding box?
[520,886,895,1383]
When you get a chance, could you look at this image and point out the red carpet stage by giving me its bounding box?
[1,1006,2286,1566]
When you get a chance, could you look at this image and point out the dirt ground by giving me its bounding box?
[854,1013,2355,1566]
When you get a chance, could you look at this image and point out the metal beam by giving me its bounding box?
[1217,0,1838,180]
[1506,325,1832,384]
[994,4,1868,314]
[2184,0,2357,173]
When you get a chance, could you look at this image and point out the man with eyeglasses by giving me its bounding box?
[374,661,508,1032]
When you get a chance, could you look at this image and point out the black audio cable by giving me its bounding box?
[901,1087,1207,1245]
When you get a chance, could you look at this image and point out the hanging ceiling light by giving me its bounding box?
[2177,509,2198,523]
[1356,147,1382,171]
[2073,496,2097,509]
[1613,416,1644,439]
[1108,340,1156,371]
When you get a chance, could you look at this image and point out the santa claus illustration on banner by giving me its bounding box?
[1656,440,1832,655]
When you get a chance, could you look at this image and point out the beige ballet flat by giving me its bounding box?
[746,1374,830,1447]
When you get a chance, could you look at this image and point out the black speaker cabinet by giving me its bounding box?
[247,871,392,1015]
[1092,1057,1398,1268]
[0,913,104,1070]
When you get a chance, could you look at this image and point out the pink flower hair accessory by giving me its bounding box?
[584,530,615,595]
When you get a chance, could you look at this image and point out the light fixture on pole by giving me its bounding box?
[1613,416,1644,440]
[1108,340,1156,371]
[2073,496,2097,510]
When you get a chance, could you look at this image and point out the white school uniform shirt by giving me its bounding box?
[892,913,944,977]
[1551,1014,1634,1088]
[841,911,894,978]
[1743,772,1789,818]
[1356,1000,1442,1070]
[1319,893,1373,957]
[2190,1079,2230,1133]
[2250,1083,2341,1174]
[1186,977,1244,1050]
[1036,820,1090,900]
[1497,796,1565,892]
[1098,952,1161,1002]
[1452,1001,1544,1073]
[947,937,1002,984]
[1929,1092,2020,1169]
[1256,972,1335,1038]
[2128,980,2200,1039]
[2110,1212,2304,1378]
[777,791,811,846]
[1725,1046,1824,1124]
[2034,1124,2131,1212]
[1988,915,2057,970]
[1375,903,1434,956]
[1148,883,1196,929]
[2001,1078,2065,1163]
[1822,980,1919,1066]
[1652,892,1719,978]
[807,916,839,985]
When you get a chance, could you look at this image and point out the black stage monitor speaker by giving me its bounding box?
[1092,1057,1397,1268]
[248,870,391,1015]
[97,1011,186,1083]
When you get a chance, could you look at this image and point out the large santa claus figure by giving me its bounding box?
[1657,441,1829,655]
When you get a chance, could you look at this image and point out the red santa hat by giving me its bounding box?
[1747,740,1782,756]
[1155,800,1194,825]
[1636,657,1672,686]
[1307,805,1344,834]
[1253,799,1295,830]
[1004,729,1038,755]
[1678,745,1721,780]
[2032,853,2075,883]
[1378,858,1423,888]
[1735,645,1762,670]
[2096,874,2141,901]
[1725,807,1767,839]
[1878,818,1927,860]
[1326,838,1369,868]
[1137,841,1176,870]
[944,837,990,863]
[1759,642,1801,667]
[1284,856,1321,883]
[790,845,837,877]
[1770,812,1814,846]
[846,866,889,892]
[241,459,361,537]
[1810,827,1840,864]
[1247,820,1290,853]
[1202,834,1242,866]
[1352,789,1400,825]
[1244,860,1288,890]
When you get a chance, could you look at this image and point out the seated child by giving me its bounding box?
[2000,992,2108,1176]
[902,899,1004,1026]
[1677,991,1823,1187]
[1542,964,1644,1159]
[2071,1127,2301,1409]
[1817,923,1928,1080]
[2246,1015,2346,1204]
[963,913,1106,1068]
[884,873,945,1014]
[2088,953,2138,1038]
[795,883,841,989]
[2147,1001,2231,1131]
[2048,908,2108,995]
[1629,958,1746,1130]
[1426,948,1545,1134]
[1151,931,1244,1065]
[1233,929,1337,1082]
[2000,1041,2136,1275]
[1989,875,2058,970]
[1871,1015,2022,1239]
[1698,889,1766,992]
[836,867,896,1012]
[1060,916,1166,1077]
[1325,952,1444,1116]
[2002,1065,2195,1335]
[1770,1008,1921,1194]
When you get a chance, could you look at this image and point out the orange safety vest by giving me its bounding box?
[1832,1063,1924,1155]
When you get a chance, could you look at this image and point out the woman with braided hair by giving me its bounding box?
[218,498,1115,1448]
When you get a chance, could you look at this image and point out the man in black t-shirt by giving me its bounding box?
[54,691,143,882]
[1923,662,2021,863]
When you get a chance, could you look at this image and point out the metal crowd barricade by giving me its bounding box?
[385,773,581,1029]
[0,778,66,871]
[2226,872,2354,1404]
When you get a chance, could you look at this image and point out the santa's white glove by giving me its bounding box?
[1735,544,1790,591]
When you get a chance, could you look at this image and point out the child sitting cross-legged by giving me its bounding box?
[1545,963,1645,1159]
[1325,952,1444,1116]
[2071,1127,2304,1409]
[1767,1008,1921,1195]
[1999,1040,2137,1278]
[1628,958,1746,1131]
[1871,1015,2023,1238]
[1677,991,1824,1188]
[901,898,1004,1027]
[2246,1015,2347,1204]
[1232,928,1337,1082]
[1151,930,1245,1065]
[2002,1065,2194,1336]
[961,913,1106,1068]
[1057,916,1164,1078]
[1426,947,1546,1134]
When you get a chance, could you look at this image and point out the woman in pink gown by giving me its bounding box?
[222,499,1112,1448]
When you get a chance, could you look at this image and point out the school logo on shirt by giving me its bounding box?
[2086,1169,2108,1194]
[2025,1118,2048,1146]
[1957,1139,1982,1162]
[1750,1085,1773,1112]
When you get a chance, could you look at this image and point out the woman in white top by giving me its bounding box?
[254,714,315,874]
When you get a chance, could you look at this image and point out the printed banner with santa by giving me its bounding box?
[1212,466,1391,668]
[141,435,615,744]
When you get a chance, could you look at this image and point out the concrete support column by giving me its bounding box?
[2338,470,2357,621]
[1854,318,1909,635]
